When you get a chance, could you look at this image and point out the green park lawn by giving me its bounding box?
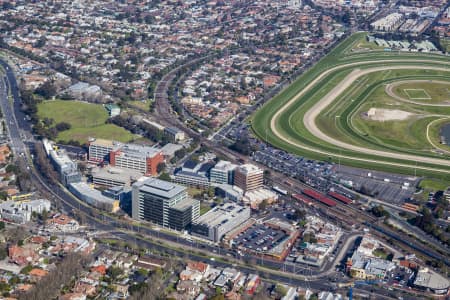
[440,39,450,53]
[419,178,449,193]
[37,100,136,144]
[127,100,151,111]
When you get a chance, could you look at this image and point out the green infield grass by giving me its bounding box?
[404,89,431,100]
[392,81,450,103]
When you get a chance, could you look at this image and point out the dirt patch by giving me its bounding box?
[366,108,415,121]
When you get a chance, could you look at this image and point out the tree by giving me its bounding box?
[2,2,13,9]
[42,117,54,128]
[274,284,288,298]
[292,209,305,221]
[9,276,19,286]
[263,170,271,184]
[33,142,59,183]
[409,12,419,20]
[40,209,48,223]
[309,294,319,300]
[303,232,317,243]
[0,222,4,231]
[158,172,171,181]
[436,208,444,219]
[0,191,8,200]
[4,227,27,245]
[35,37,47,48]
[129,282,147,295]
[35,81,57,99]
[207,187,215,198]
[215,287,222,295]
[107,266,123,281]
[5,164,19,174]
[229,136,252,155]
[20,265,33,275]
[0,244,7,260]
[128,267,165,300]
[371,205,389,218]
[251,288,271,300]
[341,11,351,24]
[19,253,90,300]
[55,122,71,132]
[156,162,166,174]
[258,199,268,211]
[174,148,186,160]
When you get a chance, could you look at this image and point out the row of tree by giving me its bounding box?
[409,206,449,246]
[19,253,91,300]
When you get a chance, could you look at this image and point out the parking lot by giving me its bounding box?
[215,122,426,208]
[337,165,418,204]
[252,143,333,192]
[384,266,415,289]
[250,131,418,204]
[233,224,289,254]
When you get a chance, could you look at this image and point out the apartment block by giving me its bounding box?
[110,144,164,176]
[209,160,237,185]
[233,164,264,192]
[132,178,199,230]
[191,203,250,242]
[88,138,122,162]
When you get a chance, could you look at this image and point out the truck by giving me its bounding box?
[273,186,288,196]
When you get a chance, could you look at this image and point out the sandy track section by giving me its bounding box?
[270,59,450,173]
[385,80,450,106]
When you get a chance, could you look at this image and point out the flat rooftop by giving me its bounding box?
[160,143,183,156]
[134,178,186,199]
[172,198,198,211]
[50,150,72,165]
[414,269,449,290]
[212,160,237,171]
[236,164,263,175]
[193,204,249,228]
[69,182,115,204]
[92,166,142,184]
[114,143,161,159]
[165,127,183,134]
[90,138,120,148]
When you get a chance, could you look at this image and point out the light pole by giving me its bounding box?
[335,115,341,132]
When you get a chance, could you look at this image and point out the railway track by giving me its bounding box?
[149,46,450,266]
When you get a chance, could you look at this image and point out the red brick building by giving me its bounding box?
[109,144,164,176]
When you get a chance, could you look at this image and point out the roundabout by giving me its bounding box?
[252,33,450,179]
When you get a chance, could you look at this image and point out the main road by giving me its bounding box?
[0,57,430,299]
[270,59,450,173]
[0,59,375,290]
